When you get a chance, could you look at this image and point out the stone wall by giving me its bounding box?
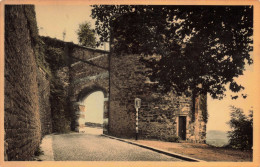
[40,37,71,133]
[69,45,109,132]
[186,94,207,143]
[4,5,52,160]
[40,37,109,103]
[5,5,42,160]
[110,54,207,143]
[37,67,52,136]
[69,44,109,102]
[41,37,109,132]
[4,5,207,161]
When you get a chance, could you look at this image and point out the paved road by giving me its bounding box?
[50,128,183,161]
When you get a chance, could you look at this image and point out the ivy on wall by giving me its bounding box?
[200,94,208,123]
[190,93,208,123]
[22,8,73,133]
[42,37,72,133]
[49,76,71,133]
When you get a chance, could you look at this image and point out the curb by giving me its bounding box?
[101,134,205,162]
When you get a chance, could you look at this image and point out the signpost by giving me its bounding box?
[135,98,141,140]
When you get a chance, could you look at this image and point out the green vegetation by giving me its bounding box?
[227,106,253,150]
[165,135,180,143]
[76,21,96,48]
[92,6,253,100]
[24,4,75,133]
[49,76,71,133]
[200,94,208,123]
[149,133,180,143]
[42,38,72,133]
[35,40,52,78]
[23,5,71,133]
[34,146,43,157]
[44,45,66,70]
[33,36,72,133]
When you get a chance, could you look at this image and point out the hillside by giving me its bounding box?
[206,130,229,147]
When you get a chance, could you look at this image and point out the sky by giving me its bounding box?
[35,5,255,132]
[207,66,254,131]
[35,5,108,50]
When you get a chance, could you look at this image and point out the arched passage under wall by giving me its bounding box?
[82,92,104,124]
[74,85,109,134]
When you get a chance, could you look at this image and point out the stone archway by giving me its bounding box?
[73,85,109,134]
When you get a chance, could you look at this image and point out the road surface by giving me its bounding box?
[44,127,183,161]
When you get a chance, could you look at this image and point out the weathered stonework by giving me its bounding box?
[5,5,44,160]
[41,37,110,133]
[37,67,52,136]
[69,45,109,103]
[186,94,207,143]
[109,54,207,143]
[4,4,207,161]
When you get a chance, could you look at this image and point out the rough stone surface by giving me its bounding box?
[109,54,207,143]
[69,45,109,102]
[4,5,42,160]
[40,37,109,132]
[37,67,52,136]
[4,5,207,161]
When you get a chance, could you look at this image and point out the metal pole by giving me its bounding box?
[136,108,138,140]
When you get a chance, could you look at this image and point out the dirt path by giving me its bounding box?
[128,140,252,161]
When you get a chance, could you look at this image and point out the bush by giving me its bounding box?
[227,106,253,150]
[34,147,43,156]
[165,135,180,142]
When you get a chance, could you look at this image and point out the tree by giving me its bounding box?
[91,5,253,99]
[76,21,96,48]
[227,106,253,150]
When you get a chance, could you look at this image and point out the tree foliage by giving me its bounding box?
[76,21,96,48]
[227,106,253,150]
[91,5,253,99]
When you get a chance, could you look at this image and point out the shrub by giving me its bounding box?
[165,135,180,142]
[227,106,253,150]
[34,147,43,156]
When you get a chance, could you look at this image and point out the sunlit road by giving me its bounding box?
[50,127,183,161]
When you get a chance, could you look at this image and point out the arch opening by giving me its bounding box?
[81,91,104,135]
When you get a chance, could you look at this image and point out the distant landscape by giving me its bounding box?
[206,130,229,147]
[85,122,103,128]
[84,123,230,147]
